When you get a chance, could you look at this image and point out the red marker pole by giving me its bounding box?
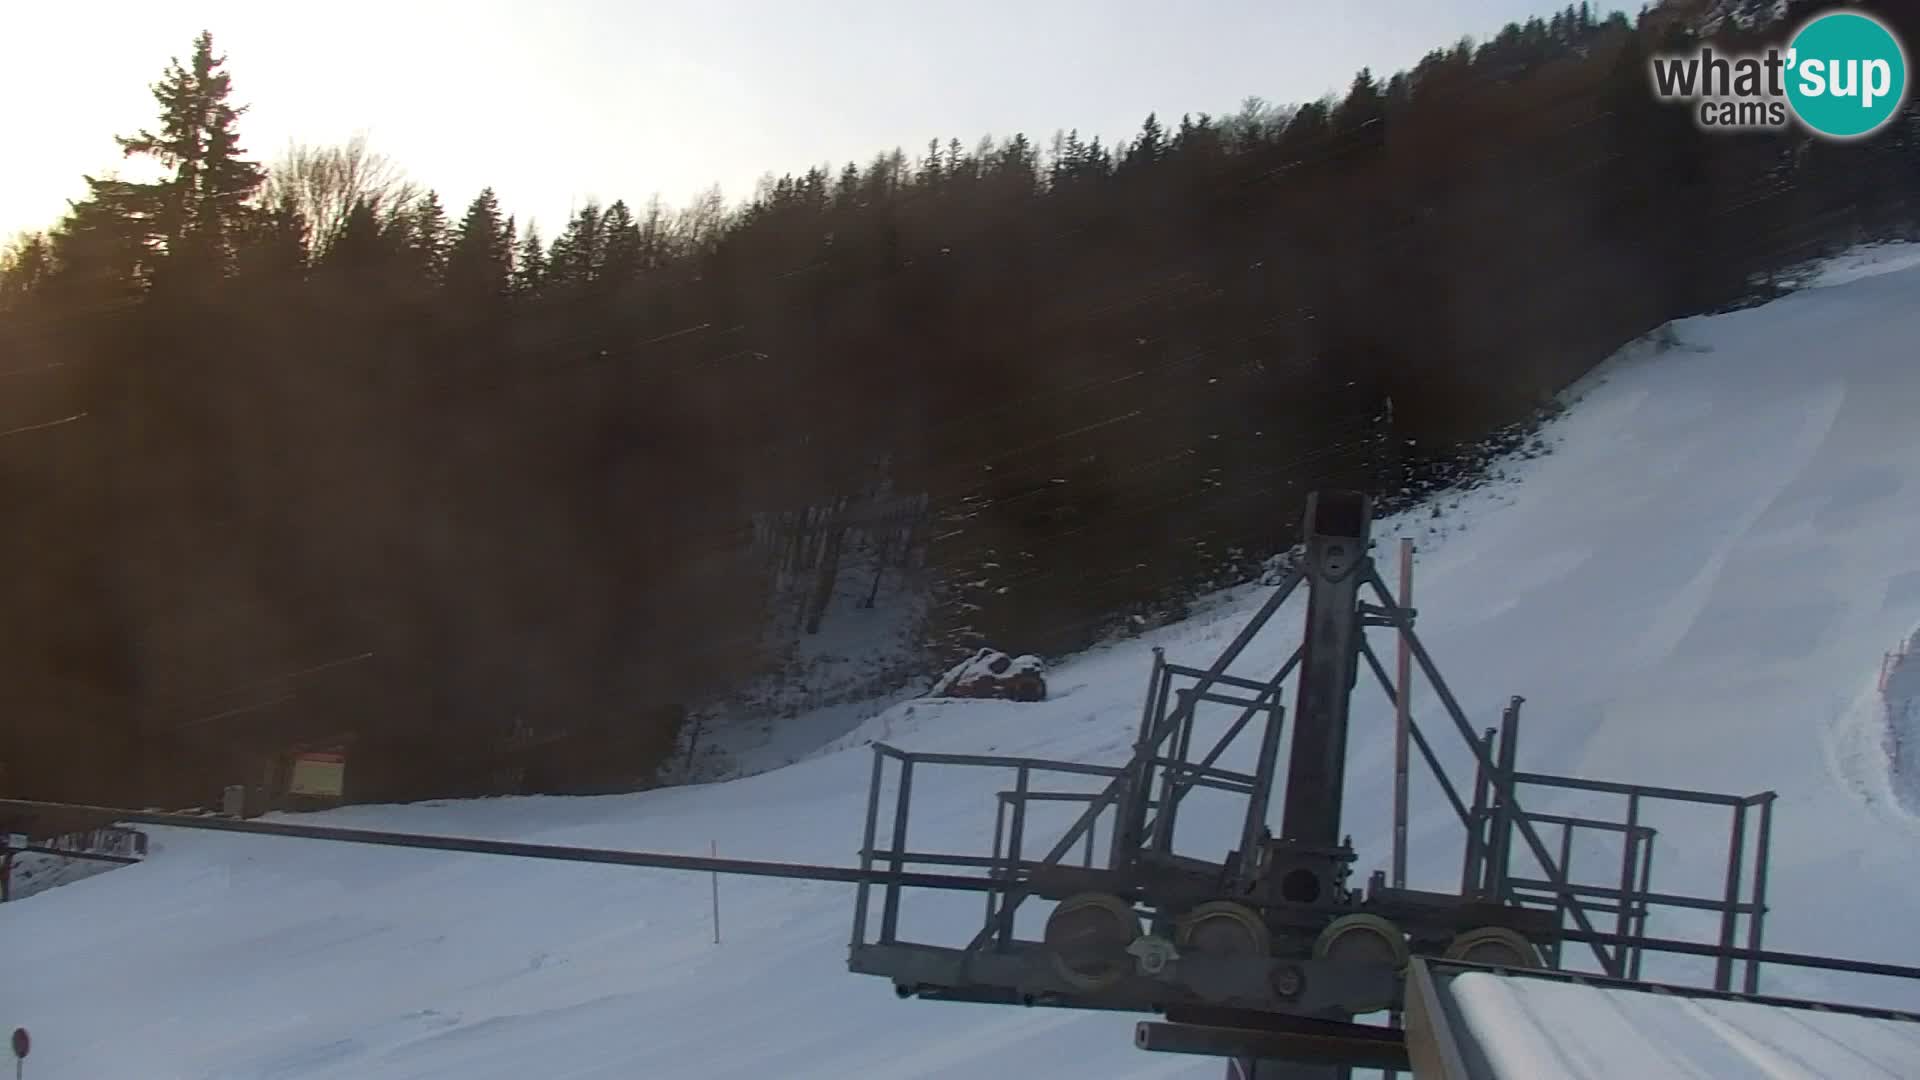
[1392,538,1414,890]
[11,1026,28,1079]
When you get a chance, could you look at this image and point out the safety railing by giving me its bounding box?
[1447,691,1776,991]
[850,742,1127,953]
[1499,771,1774,992]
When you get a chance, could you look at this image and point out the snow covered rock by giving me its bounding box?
[929,648,1047,702]
[1260,545,1305,585]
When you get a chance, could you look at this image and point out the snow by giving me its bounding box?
[1698,0,1792,38]
[1452,973,1920,1079]
[3,851,119,902]
[678,508,930,782]
[928,648,1046,698]
[1881,628,1920,814]
[5,246,1920,1077]
[1799,241,1920,291]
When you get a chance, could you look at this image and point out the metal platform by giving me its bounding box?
[842,489,1899,1076]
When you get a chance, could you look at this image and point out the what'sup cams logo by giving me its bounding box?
[1650,8,1908,139]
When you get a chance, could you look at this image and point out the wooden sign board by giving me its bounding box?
[288,751,347,798]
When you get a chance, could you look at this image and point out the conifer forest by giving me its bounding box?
[2,1,1916,807]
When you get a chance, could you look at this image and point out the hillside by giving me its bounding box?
[4,246,1920,1077]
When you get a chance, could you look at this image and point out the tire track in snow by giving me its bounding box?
[1625,380,1849,672]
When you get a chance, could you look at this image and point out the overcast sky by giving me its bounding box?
[1,0,1603,245]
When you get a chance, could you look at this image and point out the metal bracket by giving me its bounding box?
[1128,935,1181,976]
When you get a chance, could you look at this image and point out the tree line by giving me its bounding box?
[1,1,1916,807]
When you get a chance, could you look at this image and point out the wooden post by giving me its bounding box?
[1392,537,1414,890]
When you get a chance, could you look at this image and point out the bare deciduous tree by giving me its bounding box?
[264,133,420,255]
[670,184,731,258]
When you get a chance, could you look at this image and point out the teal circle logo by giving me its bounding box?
[1785,11,1908,139]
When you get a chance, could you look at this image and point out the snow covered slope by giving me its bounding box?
[6,249,1920,1079]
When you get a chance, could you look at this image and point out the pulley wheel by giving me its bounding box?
[1313,913,1409,1015]
[1175,901,1272,957]
[1445,926,1541,969]
[1044,892,1142,991]
[1313,913,1411,971]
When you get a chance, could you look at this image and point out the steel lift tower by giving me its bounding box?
[846,490,1782,1077]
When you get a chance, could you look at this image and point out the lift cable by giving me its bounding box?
[0,796,994,895]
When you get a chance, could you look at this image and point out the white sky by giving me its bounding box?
[1,0,1599,244]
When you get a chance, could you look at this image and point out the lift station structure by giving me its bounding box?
[845,489,1805,1077]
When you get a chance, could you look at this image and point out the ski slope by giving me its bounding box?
[6,246,1920,1078]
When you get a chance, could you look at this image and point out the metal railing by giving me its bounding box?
[850,744,1128,952]
[1440,697,1776,990]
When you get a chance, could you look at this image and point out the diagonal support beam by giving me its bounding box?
[966,568,1307,953]
[1357,637,1472,830]
[1145,645,1302,836]
[1362,566,1621,975]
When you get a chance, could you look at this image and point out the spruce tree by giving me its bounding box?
[320,198,391,278]
[1123,113,1166,172]
[406,190,450,284]
[444,188,514,304]
[48,178,156,301]
[233,193,308,282]
[0,234,52,310]
[115,31,266,277]
[512,225,547,300]
[599,201,642,289]
[546,202,605,290]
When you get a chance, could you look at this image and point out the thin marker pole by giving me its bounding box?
[711,840,721,944]
[1392,537,1413,889]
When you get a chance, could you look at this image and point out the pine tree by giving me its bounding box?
[1333,69,1387,140]
[600,200,642,287]
[1123,113,1166,172]
[320,198,391,278]
[115,31,265,276]
[405,190,450,284]
[233,193,308,282]
[48,178,156,301]
[0,234,52,310]
[512,225,547,299]
[833,163,862,210]
[444,188,514,304]
[989,134,1040,199]
[945,138,969,180]
[919,138,945,187]
[547,202,605,289]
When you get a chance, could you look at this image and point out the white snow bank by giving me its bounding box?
[1881,626,1920,813]
[1803,241,1920,290]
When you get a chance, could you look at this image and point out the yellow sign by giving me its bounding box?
[288,752,346,798]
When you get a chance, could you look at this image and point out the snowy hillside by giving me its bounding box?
[6,246,1920,1078]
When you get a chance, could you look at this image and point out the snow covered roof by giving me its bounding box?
[1405,958,1920,1079]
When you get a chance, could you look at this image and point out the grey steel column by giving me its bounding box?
[1280,490,1372,846]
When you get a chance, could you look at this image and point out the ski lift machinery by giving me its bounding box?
[10,498,1920,1073]
[845,490,1789,1078]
